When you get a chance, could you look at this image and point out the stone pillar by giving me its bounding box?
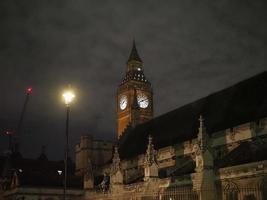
[84,159,94,189]
[192,116,216,200]
[143,135,159,182]
[110,146,124,193]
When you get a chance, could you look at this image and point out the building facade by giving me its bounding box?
[116,41,153,138]
[75,135,113,176]
[85,116,267,200]
[80,43,267,200]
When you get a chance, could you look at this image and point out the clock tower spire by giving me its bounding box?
[127,40,142,63]
[117,41,153,139]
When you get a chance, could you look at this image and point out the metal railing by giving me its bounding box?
[222,187,266,200]
[86,186,266,200]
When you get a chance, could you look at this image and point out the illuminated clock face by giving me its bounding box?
[137,93,149,108]
[119,95,128,110]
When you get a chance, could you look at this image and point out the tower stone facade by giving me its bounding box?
[75,135,113,176]
[117,41,153,138]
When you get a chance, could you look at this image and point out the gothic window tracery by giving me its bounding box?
[224,181,239,200]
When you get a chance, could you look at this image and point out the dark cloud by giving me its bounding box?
[0,0,266,160]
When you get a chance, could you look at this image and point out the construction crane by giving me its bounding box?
[12,87,33,153]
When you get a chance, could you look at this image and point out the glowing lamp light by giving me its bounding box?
[27,87,33,94]
[62,90,75,105]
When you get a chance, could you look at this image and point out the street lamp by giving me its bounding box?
[62,89,75,200]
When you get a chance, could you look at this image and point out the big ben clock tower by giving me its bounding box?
[117,41,153,138]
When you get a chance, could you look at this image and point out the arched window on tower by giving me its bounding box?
[224,181,239,200]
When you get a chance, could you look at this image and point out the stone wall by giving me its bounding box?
[85,117,267,200]
[75,135,113,176]
[111,118,267,182]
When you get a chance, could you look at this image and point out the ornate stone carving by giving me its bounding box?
[192,116,215,171]
[144,135,157,167]
[110,146,123,186]
[191,116,216,200]
[110,146,121,175]
[198,115,208,150]
[143,135,159,181]
[229,129,236,141]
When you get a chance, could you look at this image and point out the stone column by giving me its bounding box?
[83,158,94,189]
[110,146,124,194]
[192,115,216,200]
[143,135,159,182]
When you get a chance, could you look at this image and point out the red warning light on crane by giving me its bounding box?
[26,87,33,94]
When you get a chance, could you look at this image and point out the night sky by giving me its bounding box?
[0,0,266,160]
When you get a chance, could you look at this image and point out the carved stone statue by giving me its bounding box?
[144,135,157,166]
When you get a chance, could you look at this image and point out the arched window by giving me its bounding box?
[224,181,239,200]
[243,194,256,200]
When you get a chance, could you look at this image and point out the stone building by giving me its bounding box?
[117,40,153,138]
[80,42,267,200]
[75,135,113,176]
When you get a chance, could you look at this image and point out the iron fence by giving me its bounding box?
[86,186,266,200]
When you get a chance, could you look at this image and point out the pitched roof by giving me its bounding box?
[127,40,142,63]
[160,137,267,177]
[119,71,267,159]
[215,137,267,168]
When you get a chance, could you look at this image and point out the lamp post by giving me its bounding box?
[5,130,14,152]
[62,90,75,200]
